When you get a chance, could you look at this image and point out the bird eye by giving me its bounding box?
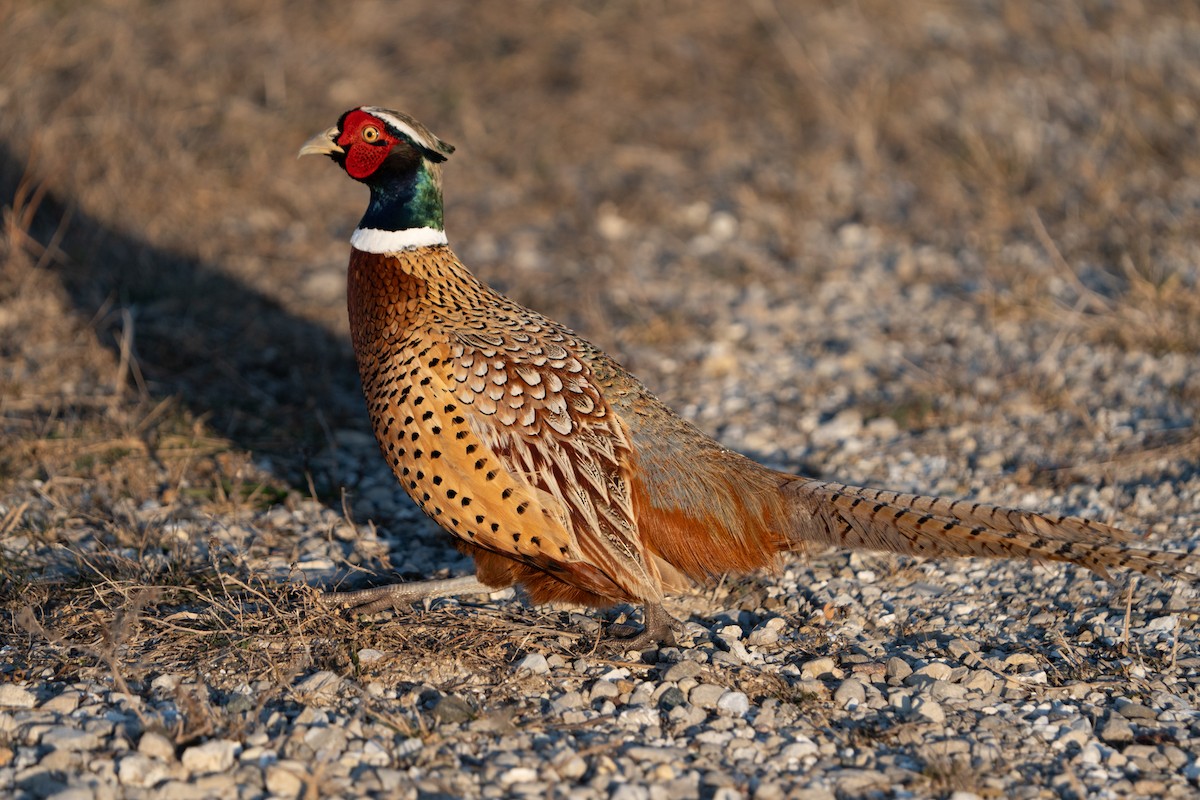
[362,125,382,143]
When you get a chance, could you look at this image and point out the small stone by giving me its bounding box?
[225,692,254,715]
[1122,744,1157,768]
[833,678,867,708]
[551,692,584,713]
[1141,614,1178,632]
[811,409,862,446]
[789,789,834,800]
[912,662,953,681]
[836,769,889,793]
[590,681,620,701]
[657,687,686,710]
[1003,652,1038,669]
[930,681,967,702]
[650,763,676,782]
[265,763,306,797]
[294,671,342,704]
[1133,780,1167,796]
[886,657,912,682]
[662,661,703,683]
[42,726,101,751]
[617,707,659,728]
[716,623,743,641]
[150,674,181,692]
[17,770,67,797]
[781,737,819,761]
[754,782,786,800]
[138,732,176,761]
[40,748,78,771]
[747,617,787,646]
[153,780,201,798]
[912,698,945,723]
[118,753,170,788]
[358,739,390,767]
[357,648,385,664]
[304,725,347,757]
[1098,715,1134,744]
[181,739,239,775]
[41,788,91,800]
[801,657,837,680]
[716,691,750,716]
[1057,726,1091,749]
[612,784,650,800]
[596,666,630,681]
[39,692,81,713]
[557,754,587,779]
[962,671,995,693]
[690,684,726,709]
[1116,702,1157,721]
[513,653,550,675]
[626,746,686,763]
[432,694,474,724]
[1163,745,1189,768]
[0,684,36,708]
[946,639,978,660]
[500,766,539,786]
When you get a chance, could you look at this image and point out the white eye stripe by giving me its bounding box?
[350,227,448,253]
[361,107,441,152]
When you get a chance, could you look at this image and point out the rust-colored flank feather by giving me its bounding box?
[303,107,1198,647]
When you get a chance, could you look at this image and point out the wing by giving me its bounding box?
[429,318,665,603]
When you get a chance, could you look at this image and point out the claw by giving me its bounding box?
[599,602,680,652]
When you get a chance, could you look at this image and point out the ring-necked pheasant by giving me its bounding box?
[300,107,1196,647]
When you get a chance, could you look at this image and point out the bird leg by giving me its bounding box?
[327,575,492,615]
[602,602,680,651]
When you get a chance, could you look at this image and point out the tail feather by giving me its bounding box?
[812,480,1138,544]
[785,478,1198,583]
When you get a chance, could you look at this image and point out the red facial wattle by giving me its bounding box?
[338,110,396,180]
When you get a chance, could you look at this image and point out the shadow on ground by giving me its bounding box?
[1,142,365,495]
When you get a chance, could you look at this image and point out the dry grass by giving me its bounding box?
[1,0,1199,724]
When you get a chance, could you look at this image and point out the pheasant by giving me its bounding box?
[299,107,1196,647]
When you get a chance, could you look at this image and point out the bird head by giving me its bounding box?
[300,107,457,235]
[298,107,455,183]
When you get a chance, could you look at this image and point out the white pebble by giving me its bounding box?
[357,648,385,664]
[0,685,36,709]
[181,739,239,775]
[500,766,539,786]
[117,753,170,788]
[294,670,342,703]
[717,691,750,716]
[137,732,176,761]
[920,700,946,723]
[266,763,306,796]
[801,657,838,680]
[513,653,550,675]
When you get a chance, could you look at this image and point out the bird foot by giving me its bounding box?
[325,575,492,615]
[600,603,680,653]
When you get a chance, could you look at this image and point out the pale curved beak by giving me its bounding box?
[298,126,344,158]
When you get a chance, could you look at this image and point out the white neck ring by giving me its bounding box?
[350,226,448,253]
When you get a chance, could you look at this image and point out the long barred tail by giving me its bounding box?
[784,478,1198,582]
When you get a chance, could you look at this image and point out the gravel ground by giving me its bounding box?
[2,1,1200,798]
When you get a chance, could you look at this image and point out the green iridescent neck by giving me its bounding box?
[360,161,445,231]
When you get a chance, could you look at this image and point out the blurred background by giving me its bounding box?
[1,0,1198,530]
